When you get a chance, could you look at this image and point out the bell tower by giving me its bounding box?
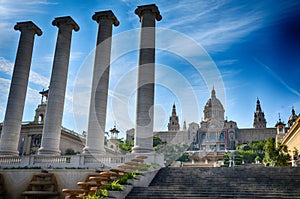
[288,107,298,127]
[275,113,286,146]
[253,98,267,128]
[168,104,180,131]
[33,89,48,124]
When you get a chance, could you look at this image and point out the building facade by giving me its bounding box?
[151,88,284,164]
[187,89,280,163]
[0,90,121,156]
[278,109,300,161]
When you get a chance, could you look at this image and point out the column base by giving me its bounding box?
[82,146,106,156]
[0,150,19,156]
[38,147,61,156]
[131,146,154,154]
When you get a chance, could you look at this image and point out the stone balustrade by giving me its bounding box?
[0,156,22,165]
[0,153,164,168]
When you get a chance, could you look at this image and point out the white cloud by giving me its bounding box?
[0,77,10,120]
[0,0,58,46]
[24,0,58,5]
[29,71,49,87]
[0,57,13,75]
[217,59,238,66]
[160,0,265,52]
[0,75,43,108]
[0,57,49,87]
[70,51,84,62]
[163,1,226,29]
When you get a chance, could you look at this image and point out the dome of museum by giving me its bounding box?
[204,88,224,110]
[203,88,225,122]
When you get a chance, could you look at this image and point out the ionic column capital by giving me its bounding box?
[92,10,120,26]
[52,16,80,31]
[14,21,42,36]
[135,4,162,21]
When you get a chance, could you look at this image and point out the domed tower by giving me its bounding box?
[253,98,267,128]
[168,104,180,131]
[288,107,298,127]
[203,87,225,129]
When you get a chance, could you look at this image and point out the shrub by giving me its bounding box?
[83,189,108,199]
[125,172,136,179]
[118,176,129,185]
[103,180,124,191]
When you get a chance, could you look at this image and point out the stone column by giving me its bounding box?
[0,21,42,156]
[132,4,162,153]
[83,11,119,155]
[38,16,79,155]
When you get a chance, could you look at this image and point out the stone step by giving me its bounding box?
[127,192,300,197]
[126,167,300,199]
[22,172,59,198]
[128,190,300,195]
[126,195,300,199]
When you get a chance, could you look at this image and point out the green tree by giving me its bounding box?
[263,138,291,166]
[223,153,230,167]
[234,154,242,166]
[255,155,261,163]
[276,144,291,166]
[237,140,265,164]
[153,136,163,148]
[176,153,190,162]
[118,139,133,153]
[117,136,166,153]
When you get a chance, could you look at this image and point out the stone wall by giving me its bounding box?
[237,128,277,143]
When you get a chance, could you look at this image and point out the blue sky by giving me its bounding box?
[0,0,300,138]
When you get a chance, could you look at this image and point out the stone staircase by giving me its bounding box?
[22,172,59,199]
[126,166,300,198]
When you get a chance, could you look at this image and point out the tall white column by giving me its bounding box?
[38,16,79,155]
[83,11,119,155]
[0,21,42,156]
[132,4,162,153]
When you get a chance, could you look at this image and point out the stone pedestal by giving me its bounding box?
[132,4,161,153]
[83,11,119,155]
[38,16,79,155]
[0,21,42,156]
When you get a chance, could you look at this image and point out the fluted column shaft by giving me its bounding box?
[132,4,162,153]
[0,21,42,156]
[83,11,119,155]
[38,16,79,155]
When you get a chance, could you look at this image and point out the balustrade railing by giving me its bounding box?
[33,156,71,164]
[83,155,127,164]
[0,153,163,168]
[0,156,21,164]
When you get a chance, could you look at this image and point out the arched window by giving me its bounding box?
[210,133,216,141]
[201,133,206,141]
[220,132,225,141]
[38,114,44,124]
